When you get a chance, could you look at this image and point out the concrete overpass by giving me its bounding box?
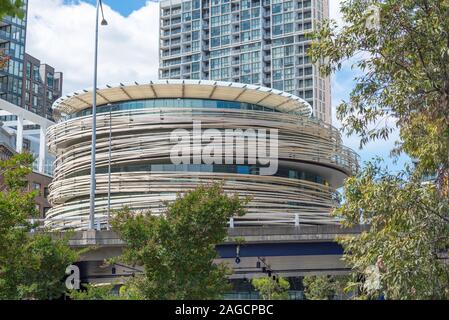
[61,225,368,284]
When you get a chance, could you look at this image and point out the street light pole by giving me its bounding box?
[107,103,112,230]
[89,0,108,230]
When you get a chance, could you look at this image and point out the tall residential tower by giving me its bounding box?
[159,0,331,123]
[0,0,28,107]
[0,1,63,120]
[22,53,63,120]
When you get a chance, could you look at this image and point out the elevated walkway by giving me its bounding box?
[59,225,368,283]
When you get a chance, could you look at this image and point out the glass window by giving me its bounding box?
[47,72,54,88]
[272,4,282,14]
[26,62,31,78]
[33,65,40,82]
[211,37,220,47]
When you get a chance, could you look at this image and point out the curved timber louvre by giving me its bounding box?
[45,80,359,230]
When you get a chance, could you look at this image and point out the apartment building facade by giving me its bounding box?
[0,1,63,121]
[22,53,63,120]
[159,0,331,123]
[0,0,28,107]
[0,125,51,218]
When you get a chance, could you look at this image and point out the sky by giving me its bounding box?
[26,0,410,170]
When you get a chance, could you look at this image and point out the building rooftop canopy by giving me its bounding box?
[52,80,312,118]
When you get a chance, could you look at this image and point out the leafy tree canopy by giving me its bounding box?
[0,0,24,19]
[252,276,290,300]
[303,275,349,300]
[310,0,449,187]
[334,160,449,299]
[310,0,449,299]
[107,183,248,300]
[0,153,77,299]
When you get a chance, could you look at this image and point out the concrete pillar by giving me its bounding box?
[39,125,46,173]
[16,115,23,153]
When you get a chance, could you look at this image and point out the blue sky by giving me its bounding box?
[332,65,410,172]
[64,0,151,16]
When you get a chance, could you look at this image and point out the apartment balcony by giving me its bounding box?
[263,55,271,62]
[0,81,8,94]
[0,30,11,43]
[263,33,271,41]
[161,18,171,26]
[231,16,240,23]
[160,24,171,31]
[160,33,171,39]
[0,20,11,28]
[160,40,170,47]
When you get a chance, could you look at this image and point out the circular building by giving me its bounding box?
[45,80,359,230]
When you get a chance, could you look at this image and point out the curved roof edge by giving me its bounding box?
[52,80,312,117]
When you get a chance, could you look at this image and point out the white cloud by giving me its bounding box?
[27,0,160,95]
[329,0,344,27]
[26,0,409,170]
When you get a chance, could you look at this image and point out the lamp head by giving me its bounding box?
[101,19,108,26]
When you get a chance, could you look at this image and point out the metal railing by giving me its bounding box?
[33,213,338,232]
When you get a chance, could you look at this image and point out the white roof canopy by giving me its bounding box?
[53,80,312,117]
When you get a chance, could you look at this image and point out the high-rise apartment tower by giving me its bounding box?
[0,0,28,107]
[22,53,63,120]
[159,0,331,123]
[0,2,63,120]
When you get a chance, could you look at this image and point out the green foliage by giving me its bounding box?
[109,183,248,300]
[310,0,449,183]
[334,160,449,300]
[0,0,24,19]
[252,276,290,300]
[303,275,350,300]
[0,154,78,299]
[309,0,449,300]
[69,284,119,300]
